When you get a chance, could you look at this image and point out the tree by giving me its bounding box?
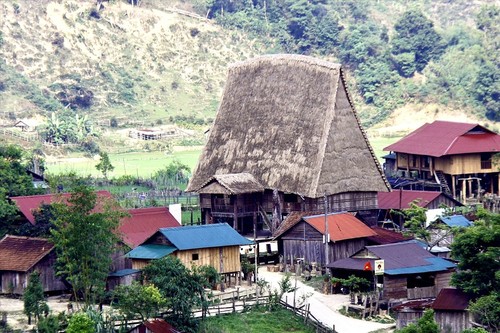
[23,272,48,325]
[95,152,114,179]
[50,185,126,307]
[468,293,500,332]
[113,282,166,322]
[142,256,209,331]
[66,312,94,333]
[396,309,439,333]
[392,10,444,75]
[450,209,500,297]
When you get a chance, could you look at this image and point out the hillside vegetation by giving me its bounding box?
[0,0,498,158]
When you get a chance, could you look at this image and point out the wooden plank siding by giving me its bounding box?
[281,221,367,266]
[384,276,407,300]
[434,271,454,293]
[434,311,472,332]
[396,153,495,176]
[131,246,241,274]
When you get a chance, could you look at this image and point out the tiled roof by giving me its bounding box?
[384,121,500,157]
[126,244,177,259]
[328,240,456,275]
[433,288,472,311]
[304,213,377,242]
[119,207,180,248]
[158,223,253,250]
[10,191,113,225]
[0,235,54,272]
[367,226,413,245]
[437,215,472,228]
[377,190,444,209]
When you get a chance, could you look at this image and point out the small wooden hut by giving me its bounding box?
[187,55,390,235]
[433,288,473,332]
[0,235,66,295]
[273,212,377,266]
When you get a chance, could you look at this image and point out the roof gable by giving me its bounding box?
[384,120,500,157]
[0,235,54,272]
[119,207,181,248]
[158,223,253,250]
[11,190,113,225]
[187,55,389,198]
[198,173,265,194]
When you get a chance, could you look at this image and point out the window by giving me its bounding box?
[192,253,199,261]
[481,153,492,169]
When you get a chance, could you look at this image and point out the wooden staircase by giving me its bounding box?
[434,171,452,196]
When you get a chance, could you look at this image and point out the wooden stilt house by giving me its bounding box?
[187,55,390,235]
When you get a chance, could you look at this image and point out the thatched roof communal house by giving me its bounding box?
[187,55,389,235]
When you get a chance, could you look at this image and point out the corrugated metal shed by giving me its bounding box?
[438,215,472,228]
[384,121,500,157]
[0,235,54,271]
[119,207,180,248]
[158,223,253,250]
[126,244,177,259]
[10,190,113,225]
[304,213,377,242]
[433,288,471,311]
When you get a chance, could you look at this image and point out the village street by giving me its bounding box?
[257,266,395,333]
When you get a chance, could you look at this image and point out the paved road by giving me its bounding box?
[257,267,395,333]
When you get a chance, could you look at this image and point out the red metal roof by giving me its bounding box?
[10,191,113,225]
[384,120,500,157]
[304,213,377,242]
[367,226,413,245]
[433,288,472,311]
[142,319,181,333]
[0,235,54,272]
[119,207,181,248]
[377,190,443,209]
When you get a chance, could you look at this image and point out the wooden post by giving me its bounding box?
[452,175,456,199]
[219,247,225,292]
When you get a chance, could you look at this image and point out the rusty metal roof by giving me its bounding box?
[367,226,413,245]
[432,288,472,311]
[119,207,180,248]
[0,235,54,272]
[384,120,500,157]
[304,213,377,242]
[378,190,445,209]
[10,190,113,225]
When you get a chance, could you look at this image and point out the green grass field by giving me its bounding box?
[45,148,203,179]
[44,136,400,179]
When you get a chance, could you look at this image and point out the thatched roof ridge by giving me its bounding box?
[187,54,389,197]
[198,173,265,195]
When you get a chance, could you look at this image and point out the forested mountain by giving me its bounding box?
[0,0,498,145]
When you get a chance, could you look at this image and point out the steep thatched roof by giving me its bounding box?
[187,55,389,198]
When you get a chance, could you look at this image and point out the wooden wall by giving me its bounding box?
[397,153,495,176]
[0,252,66,295]
[131,247,241,274]
[384,276,407,300]
[435,311,471,332]
[396,311,424,330]
[281,221,367,265]
[175,246,241,273]
[435,271,453,293]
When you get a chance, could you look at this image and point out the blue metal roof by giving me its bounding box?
[158,223,253,250]
[385,257,456,275]
[108,269,141,277]
[126,244,177,259]
[439,215,472,228]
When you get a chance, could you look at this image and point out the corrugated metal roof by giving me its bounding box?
[158,223,253,250]
[272,211,319,239]
[377,190,443,209]
[0,235,54,272]
[329,241,456,275]
[119,207,181,248]
[433,288,472,311]
[384,121,500,157]
[108,269,141,277]
[367,226,413,245]
[304,213,377,242]
[10,190,113,225]
[438,215,472,228]
[126,244,177,259]
[143,319,181,333]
